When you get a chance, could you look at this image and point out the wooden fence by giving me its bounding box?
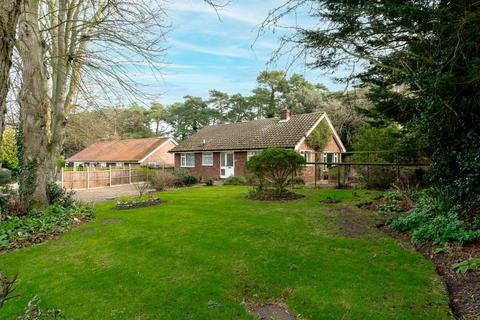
[60,165,172,190]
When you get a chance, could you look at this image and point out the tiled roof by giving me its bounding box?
[67,137,170,162]
[171,112,325,152]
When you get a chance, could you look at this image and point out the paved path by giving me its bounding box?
[74,184,143,203]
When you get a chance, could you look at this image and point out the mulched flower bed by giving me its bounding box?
[113,197,163,210]
[247,189,304,201]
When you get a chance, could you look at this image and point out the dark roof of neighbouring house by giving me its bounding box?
[170,112,326,152]
[67,137,171,162]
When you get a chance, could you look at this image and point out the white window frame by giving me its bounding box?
[202,152,213,166]
[300,150,313,165]
[323,152,338,169]
[247,150,262,160]
[181,153,195,167]
[115,162,124,167]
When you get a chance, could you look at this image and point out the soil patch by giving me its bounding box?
[381,226,480,319]
[81,228,96,234]
[321,197,340,204]
[326,204,380,238]
[246,302,296,320]
[113,197,163,210]
[248,190,304,201]
[102,219,123,225]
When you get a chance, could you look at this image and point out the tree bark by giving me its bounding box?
[0,0,22,145]
[17,0,49,207]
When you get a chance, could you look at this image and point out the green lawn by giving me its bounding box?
[0,187,451,319]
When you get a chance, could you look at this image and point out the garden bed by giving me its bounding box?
[113,197,163,210]
[247,189,304,201]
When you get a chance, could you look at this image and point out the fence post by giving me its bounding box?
[314,162,317,188]
[109,165,112,187]
[61,167,64,188]
[128,164,132,184]
[86,166,90,189]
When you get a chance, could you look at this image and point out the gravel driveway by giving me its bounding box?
[73,184,146,203]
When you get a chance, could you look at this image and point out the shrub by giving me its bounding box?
[245,148,306,194]
[173,169,198,186]
[223,176,246,185]
[149,172,182,191]
[46,182,76,208]
[203,177,214,186]
[390,188,480,245]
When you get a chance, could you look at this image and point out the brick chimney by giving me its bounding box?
[280,107,290,121]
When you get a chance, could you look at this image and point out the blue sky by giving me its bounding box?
[130,0,347,106]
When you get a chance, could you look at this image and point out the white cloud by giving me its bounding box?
[169,39,257,59]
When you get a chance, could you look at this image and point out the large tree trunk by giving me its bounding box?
[0,0,22,145]
[17,0,49,207]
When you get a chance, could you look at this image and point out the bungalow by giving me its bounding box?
[170,108,346,181]
[66,137,178,168]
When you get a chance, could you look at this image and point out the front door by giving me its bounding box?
[220,152,234,178]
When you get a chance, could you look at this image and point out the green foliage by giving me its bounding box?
[245,148,306,194]
[390,189,480,245]
[1,128,18,170]
[203,177,214,186]
[432,246,451,255]
[452,258,480,274]
[16,296,64,320]
[223,176,246,186]
[0,205,93,250]
[278,1,480,214]
[173,169,198,186]
[46,182,75,208]
[307,119,331,151]
[379,203,402,213]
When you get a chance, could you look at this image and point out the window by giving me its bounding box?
[181,153,195,167]
[300,150,313,163]
[323,152,338,169]
[99,162,107,167]
[202,152,213,166]
[115,162,124,167]
[247,150,262,160]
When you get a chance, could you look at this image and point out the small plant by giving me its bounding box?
[133,181,151,197]
[204,177,214,186]
[46,182,76,208]
[452,258,480,274]
[432,246,451,254]
[173,169,198,186]
[17,296,65,319]
[224,176,246,185]
[384,191,402,202]
[148,172,182,191]
[379,203,402,212]
[0,272,18,308]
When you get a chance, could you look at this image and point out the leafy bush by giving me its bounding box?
[356,166,396,190]
[173,169,198,186]
[46,182,75,208]
[223,176,246,185]
[0,205,94,250]
[203,177,214,186]
[379,203,402,212]
[390,188,480,245]
[245,148,306,194]
[452,258,480,274]
[149,172,182,191]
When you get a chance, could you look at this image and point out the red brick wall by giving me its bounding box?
[174,152,221,179]
[234,151,247,176]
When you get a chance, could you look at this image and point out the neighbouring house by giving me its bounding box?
[170,108,346,181]
[66,137,178,168]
